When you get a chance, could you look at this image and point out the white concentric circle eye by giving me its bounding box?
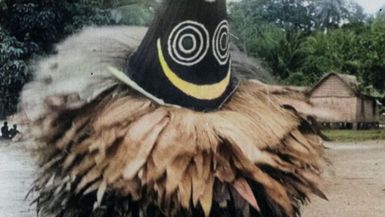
[167,20,210,66]
[212,20,230,65]
[178,34,196,54]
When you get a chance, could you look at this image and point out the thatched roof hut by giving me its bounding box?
[309,72,380,129]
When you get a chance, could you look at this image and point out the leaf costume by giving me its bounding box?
[20,1,326,217]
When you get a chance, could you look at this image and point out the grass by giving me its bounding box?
[323,128,385,142]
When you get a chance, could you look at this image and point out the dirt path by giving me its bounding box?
[0,140,384,217]
[303,141,385,217]
[0,140,36,217]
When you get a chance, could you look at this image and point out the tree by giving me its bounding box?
[230,0,316,32]
[0,27,38,118]
[311,0,349,30]
[309,0,367,31]
[358,17,385,91]
[0,0,156,118]
[345,0,367,23]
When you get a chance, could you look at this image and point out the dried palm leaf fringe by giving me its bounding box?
[28,81,325,217]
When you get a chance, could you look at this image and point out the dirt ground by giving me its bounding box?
[303,141,385,217]
[0,140,36,217]
[0,140,384,217]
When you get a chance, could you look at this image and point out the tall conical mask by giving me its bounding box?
[126,0,238,111]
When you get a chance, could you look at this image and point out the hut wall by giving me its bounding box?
[374,102,380,121]
[309,73,379,127]
[356,97,377,123]
[310,75,358,123]
[310,97,357,122]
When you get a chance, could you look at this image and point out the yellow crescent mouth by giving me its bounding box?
[157,39,230,100]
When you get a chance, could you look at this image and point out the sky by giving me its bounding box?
[354,0,385,14]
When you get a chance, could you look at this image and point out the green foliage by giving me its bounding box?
[275,22,385,92]
[230,0,316,32]
[359,17,385,91]
[2,1,115,52]
[230,0,385,102]
[0,27,36,85]
[0,26,38,118]
[0,0,155,118]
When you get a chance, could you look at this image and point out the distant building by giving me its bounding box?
[308,72,380,129]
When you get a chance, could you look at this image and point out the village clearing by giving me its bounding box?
[0,140,384,217]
